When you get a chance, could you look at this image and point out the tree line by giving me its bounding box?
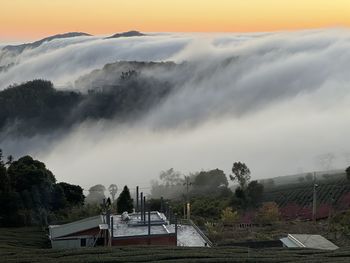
[149,162,266,222]
[0,149,136,227]
[84,184,134,214]
[0,64,173,138]
[0,149,84,226]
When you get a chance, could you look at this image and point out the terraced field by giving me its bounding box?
[1,227,350,262]
[263,178,350,220]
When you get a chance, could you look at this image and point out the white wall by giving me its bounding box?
[51,237,95,249]
[51,239,81,249]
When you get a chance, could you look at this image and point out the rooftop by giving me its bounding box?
[49,215,104,239]
[111,212,173,237]
[49,211,210,247]
[280,234,339,250]
[112,212,208,246]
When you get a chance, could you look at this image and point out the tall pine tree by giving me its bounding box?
[117,185,133,213]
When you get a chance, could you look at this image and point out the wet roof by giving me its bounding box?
[111,212,173,237]
[112,212,208,246]
[280,234,339,250]
[169,224,208,247]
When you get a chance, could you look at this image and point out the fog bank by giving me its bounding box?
[1,29,350,189]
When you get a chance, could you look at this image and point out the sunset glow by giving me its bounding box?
[1,0,350,39]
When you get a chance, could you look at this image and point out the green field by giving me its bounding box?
[1,228,350,262]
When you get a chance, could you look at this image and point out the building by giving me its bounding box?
[49,211,210,249]
[49,187,211,249]
[110,211,177,246]
[280,234,339,250]
[49,215,108,249]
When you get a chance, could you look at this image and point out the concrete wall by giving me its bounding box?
[112,234,176,246]
[52,239,81,249]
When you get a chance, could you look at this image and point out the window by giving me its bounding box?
[80,238,86,247]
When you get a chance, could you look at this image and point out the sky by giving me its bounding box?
[1,0,350,40]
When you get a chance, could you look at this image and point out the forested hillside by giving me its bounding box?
[0,62,175,137]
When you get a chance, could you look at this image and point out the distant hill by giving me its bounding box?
[259,169,345,187]
[106,30,146,39]
[74,60,176,91]
[2,32,92,53]
[261,170,350,221]
[0,61,176,138]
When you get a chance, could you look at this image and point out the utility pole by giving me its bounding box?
[136,186,139,213]
[183,176,192,220]
[312,172,318,223]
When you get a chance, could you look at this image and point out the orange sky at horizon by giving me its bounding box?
[1,0,350,40]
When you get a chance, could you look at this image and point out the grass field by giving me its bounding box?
[1,227,350,262]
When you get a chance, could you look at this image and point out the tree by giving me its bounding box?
[230,162,251,189]
[57,182,85,207]
[0,149,3,165]
[51,184,67,211]
[191,196,229,220]
[7,156,56,193]
[6,155,13,166]
[0,153,58,226]
[0,80,82,137]
[148,198,162,211]
[193,169,229,196]
[246,180,264,207]
[7,155,56,213]
[0,152,86,227]
[231,187,247,209]
[159,168,183,186]
[85,184,106,205]
[150,168,187,199]
[108,184,118,202]
[221,207,239,226]
[0,152,9,192]
[346,166,350,181]
[117,185,133,213]
[330,210,350,235]
[256,202,280,225]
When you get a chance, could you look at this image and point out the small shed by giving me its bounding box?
[49,215,107,249]
[280,234,339,250]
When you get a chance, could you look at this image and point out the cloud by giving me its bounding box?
[1,29,350,189]
[0,34,191,88]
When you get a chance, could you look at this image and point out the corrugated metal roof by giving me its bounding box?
[49,215,104,239]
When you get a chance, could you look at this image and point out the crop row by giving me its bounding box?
[262,180,350,220]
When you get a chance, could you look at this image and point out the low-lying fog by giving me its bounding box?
[1,29,350,190]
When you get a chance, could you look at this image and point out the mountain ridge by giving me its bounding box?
[106,30,146,39]
[2,32,92,53]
